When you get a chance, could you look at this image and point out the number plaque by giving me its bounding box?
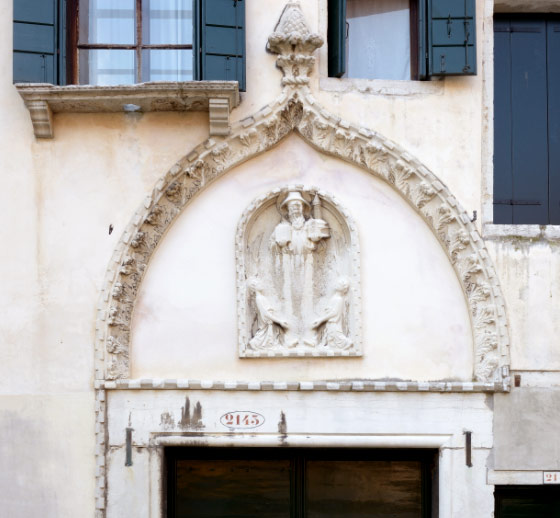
[544,472,560,484]
[220,411,265,430]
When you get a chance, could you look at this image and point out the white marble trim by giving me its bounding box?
[96,378,510,392]
[487,470,549,485]
[155,433,453,449]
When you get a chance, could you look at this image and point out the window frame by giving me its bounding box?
[65,0,194,84]
[327,0,477,81]
[165,446,438,518]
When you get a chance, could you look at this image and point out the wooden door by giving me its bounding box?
[166,447,437,518]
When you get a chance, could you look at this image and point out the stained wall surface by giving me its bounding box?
[0,0,559,516]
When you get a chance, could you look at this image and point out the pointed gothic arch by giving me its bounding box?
[94,1,510,387]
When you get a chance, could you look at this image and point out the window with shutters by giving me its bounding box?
[493,15,560,225]
[13,0,245,90]
[327,0,476,80]
[166,447,437,518]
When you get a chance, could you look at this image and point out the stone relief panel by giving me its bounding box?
[236,187,362,357]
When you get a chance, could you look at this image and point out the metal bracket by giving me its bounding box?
[125,427,133,467]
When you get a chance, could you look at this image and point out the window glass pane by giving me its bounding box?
[346,0,411,80]
[142,49,193,81]
[306,460,423,518]
[79,0,135,45]
[143,0,192,45]
[79,49,136,85]
[174,458,291,518]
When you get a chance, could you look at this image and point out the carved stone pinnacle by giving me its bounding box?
[267,2,324,86]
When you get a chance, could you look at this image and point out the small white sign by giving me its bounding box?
[544,472,560,484]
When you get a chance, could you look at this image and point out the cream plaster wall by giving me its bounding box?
[0,106,209,514]
[0,0,559,514]
[131,135,473,381]
[487,239,560,371]
[2,4,211,517]
[0,395,94,516]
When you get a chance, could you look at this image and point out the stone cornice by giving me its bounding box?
[15,81,240,138]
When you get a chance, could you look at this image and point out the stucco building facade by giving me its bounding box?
[1,0,560,516]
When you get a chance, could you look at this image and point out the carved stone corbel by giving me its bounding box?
[24,100,53,138]
[209,97,231,136]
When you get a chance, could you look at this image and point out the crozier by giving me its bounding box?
[237,187,362,357]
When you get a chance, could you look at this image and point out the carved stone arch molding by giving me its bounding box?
[95,1,510,387]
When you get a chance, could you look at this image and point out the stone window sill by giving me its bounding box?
[15,81,240,139]
[483,224,560,241]
[319,76,444,97]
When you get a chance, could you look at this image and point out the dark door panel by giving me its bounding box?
[495,486,560,517]
[166,447,437,518]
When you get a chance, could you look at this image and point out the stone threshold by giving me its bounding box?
[95,378,511,392]
[488,469,560,485]
[15,81,240,138]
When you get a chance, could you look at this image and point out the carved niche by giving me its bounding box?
[236,186,362,358]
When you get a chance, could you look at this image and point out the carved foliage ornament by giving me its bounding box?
[237,187,362,357]
[96,1,510,385]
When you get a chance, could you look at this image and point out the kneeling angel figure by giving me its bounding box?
[312,277,353,350]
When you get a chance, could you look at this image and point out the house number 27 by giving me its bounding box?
[220,411,264,429]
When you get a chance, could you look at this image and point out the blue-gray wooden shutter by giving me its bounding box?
[428,0,476,76]
[328,0,346,77]
[548,18,560,224]
[493,17,548,224]
[200,0,245,91]
[13,0,65,84]
[418,0,428,79]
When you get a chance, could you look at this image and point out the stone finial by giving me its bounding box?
[267,2,324,86]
